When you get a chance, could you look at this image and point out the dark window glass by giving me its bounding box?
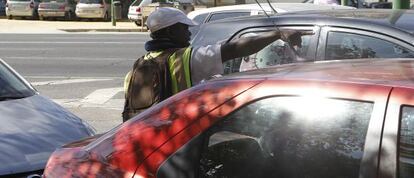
[131,0,142,6]
[208,12,250,22]
[199,97,373,178]
[399,106,414,178]
[192,13,208,24]
[0,62,35,100]
[326,31,414,60]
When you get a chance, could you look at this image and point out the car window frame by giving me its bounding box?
[223,25,320,74]
[205,10,252,23]
[381,87,414,178]
[318,26,414,61]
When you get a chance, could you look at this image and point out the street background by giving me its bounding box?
[0,19,150,133]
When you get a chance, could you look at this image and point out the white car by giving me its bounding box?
[188,3,355,39]
[127,0,151,26]
[75,0,111,20]
[5,0,40,19]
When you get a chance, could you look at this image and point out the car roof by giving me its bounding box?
[187,3,354,19]
[213,59,414,88]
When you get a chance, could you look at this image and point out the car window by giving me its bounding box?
[131,0,142,6]
[79,0,102,4]
[192,13,209,24]
[199,96,373,178]
[207,12,250,23]
[326,31,414,60]
[399,106,414,178]
[0,62,35,100]
[228,28,317,73]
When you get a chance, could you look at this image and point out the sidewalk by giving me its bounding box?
[0,19,147,33]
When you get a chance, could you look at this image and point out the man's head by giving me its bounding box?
[146,7,197,47]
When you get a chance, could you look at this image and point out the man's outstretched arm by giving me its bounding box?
[220,30,282,62]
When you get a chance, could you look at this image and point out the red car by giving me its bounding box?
[44,59,414,178]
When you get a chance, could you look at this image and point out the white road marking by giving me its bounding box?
[32,78,114,86]
[81,87,124,104]
[53,99,124,110]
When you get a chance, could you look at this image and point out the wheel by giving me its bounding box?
[134,20,141,26]
[39,15,44,20]
[7,15,12,20]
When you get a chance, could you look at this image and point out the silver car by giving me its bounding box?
[75,0,110,20]
[0,58,95,177]
[38,0,77,20]
[5,0,40,19]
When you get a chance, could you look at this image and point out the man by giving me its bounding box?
[122,7,290,121]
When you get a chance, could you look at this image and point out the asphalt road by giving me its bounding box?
[0,33,151,133]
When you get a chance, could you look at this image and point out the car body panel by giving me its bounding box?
[188,3,355,39]
[127,0,150,22]
[0,94,94,175]
[380,87,414,178]
[0,58,95,176]
[44,59,414,178]
[38,0,76,18]
[75,0,109,19]
[43,79,262,178]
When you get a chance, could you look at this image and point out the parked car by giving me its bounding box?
[75,0,110,20]
[0,58,95,177]
[188,2,355,38]
[0,0,6,16]
[5,0,40,19]
[37,0,77,20]
[191,9,414,74]
[44,58,414,178]
[127,0,151,26]
[363,1,392,9]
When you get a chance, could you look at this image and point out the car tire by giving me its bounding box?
[134,21,141,26]
[7,15,12,20]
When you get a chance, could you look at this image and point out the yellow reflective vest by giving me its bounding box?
[124,47,193,95]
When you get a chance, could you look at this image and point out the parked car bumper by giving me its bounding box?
[75,10,105,18]
[38,10,65,17]
[127,13,141,21]
[6,8,34,17]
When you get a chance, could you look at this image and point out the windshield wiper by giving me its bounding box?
[0,95,26,101]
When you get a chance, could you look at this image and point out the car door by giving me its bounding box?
[223,26,320,74]
[155,80,391,178]
[318,27,414,61]
[380,87,414,178]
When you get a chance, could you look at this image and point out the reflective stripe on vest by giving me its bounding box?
[168,47,192,94]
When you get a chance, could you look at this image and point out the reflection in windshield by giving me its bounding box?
[0,62,34,101]
[79,0,102,4]
[40,0,65,2]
